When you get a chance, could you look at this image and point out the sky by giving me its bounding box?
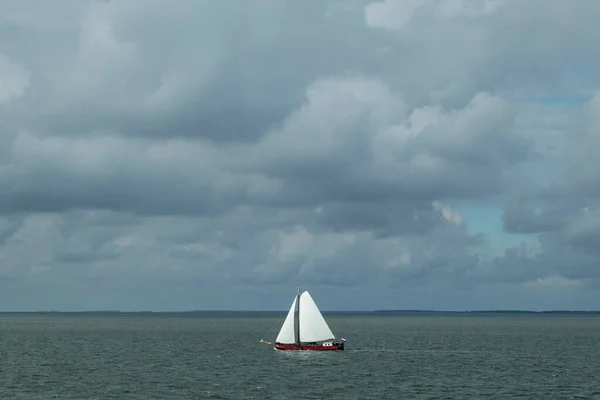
[1,0,600,311]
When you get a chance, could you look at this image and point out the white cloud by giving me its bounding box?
[432,201,463,226]
[365,0,423,30]
[527,275,584,291]
[0,54,29,104]
[364,0,511,31]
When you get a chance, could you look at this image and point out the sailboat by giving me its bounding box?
[270,287,345,351]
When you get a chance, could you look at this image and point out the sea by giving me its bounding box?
[0,312,599,399]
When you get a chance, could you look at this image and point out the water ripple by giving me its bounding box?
[1,315,599,399]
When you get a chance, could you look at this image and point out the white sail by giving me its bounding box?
[299,291,335,343]
[275,295,297,344]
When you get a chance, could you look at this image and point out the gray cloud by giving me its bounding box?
[0,0,599,310]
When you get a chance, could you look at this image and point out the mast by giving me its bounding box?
[295,286,301,345]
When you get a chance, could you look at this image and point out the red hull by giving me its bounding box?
[275,342,344,351]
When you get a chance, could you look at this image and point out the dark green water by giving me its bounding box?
[1,315,599,399]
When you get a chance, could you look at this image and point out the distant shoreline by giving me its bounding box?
[0,310,599,316]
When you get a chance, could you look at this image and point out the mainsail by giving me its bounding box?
[275,295,297,344]
[299,291,335,343]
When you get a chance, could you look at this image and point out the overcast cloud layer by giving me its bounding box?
[1,0,600,311]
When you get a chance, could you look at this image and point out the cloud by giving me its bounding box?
[0,53,28,104]
[0,0,600,310]
[365,0,510,31]
[255,78,529,206]
[3,131,243,216]
[495,90,600,291]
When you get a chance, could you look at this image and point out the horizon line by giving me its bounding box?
[1,309,599,314]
